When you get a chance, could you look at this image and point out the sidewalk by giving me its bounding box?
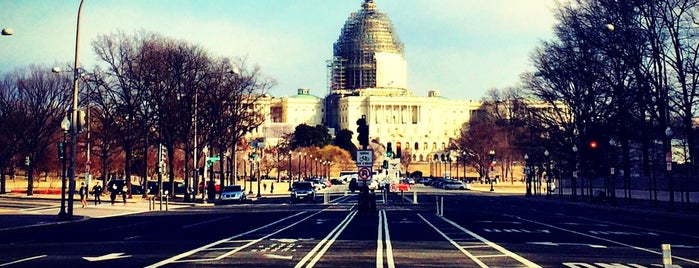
[0,192,190,231]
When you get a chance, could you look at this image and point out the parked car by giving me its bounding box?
[330,178,344,185]
[443,181,471,190]
[290,182,316,203]
[220,185,246,203]
[162,181,187,195]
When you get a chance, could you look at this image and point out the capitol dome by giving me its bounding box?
[330,0,407,93]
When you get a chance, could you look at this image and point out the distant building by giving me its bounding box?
[255,0,483,163]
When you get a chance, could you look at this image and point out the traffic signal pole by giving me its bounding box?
[356,116,375,215]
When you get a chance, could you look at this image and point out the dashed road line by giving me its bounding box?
[295,210,357,268]
[418,213,541,268]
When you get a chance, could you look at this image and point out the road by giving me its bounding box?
[0,185,698,267]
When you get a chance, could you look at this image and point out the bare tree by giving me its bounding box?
[5,66,72,195]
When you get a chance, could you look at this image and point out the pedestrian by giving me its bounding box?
[270,182,274,193]
[263,183,267,192]
[79,182,88,208]
[92,182,103,205]
[108,180,118,205]
[121,184,128,206]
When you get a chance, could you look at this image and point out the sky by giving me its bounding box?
[0,0,559,101]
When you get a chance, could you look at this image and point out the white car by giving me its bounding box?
[220,185,246,203]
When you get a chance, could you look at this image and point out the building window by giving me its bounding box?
[414,142,419,151]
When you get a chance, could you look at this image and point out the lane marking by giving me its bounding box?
[146,211,308,268]
[375,210,396,268]
[83,252,132,262]
[0,255,47,267]
[418,213,542,268]
[439,216,542,267]
[418,213,488,268]
[579,216,699,240]
[377,210,384,268]
[182,216,232,229]
[510,215,699,265]
[295,210,357,268]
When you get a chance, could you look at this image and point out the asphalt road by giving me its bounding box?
[1,187,698,268]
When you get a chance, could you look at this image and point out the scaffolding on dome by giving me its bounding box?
[328,0,405,95]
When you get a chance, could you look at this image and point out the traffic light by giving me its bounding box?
[157,144,166,173]
[382,159,388,169]
[589,140,598,149]
[386,142,393,158]
[396,142,402,158]
[356,116,369,148]
[57,142,65,160]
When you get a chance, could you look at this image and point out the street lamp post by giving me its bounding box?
[297,152,302,181]
[524,153,531,197]
[462,151,468,182]
[304,154,309,179]
[249,152,254,195]
[256,153,261,198]
[488,150,495,192]
[544,150,551,198]
[57,117,71,220]
[609,138,616,205]
[288,152,293,189]
[65,0,86,218]
[666,127,675,211]
[572,145,578,201]
[202,146,208,203]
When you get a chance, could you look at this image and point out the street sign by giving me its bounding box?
[207,156,220,162]
[358,166,372,181]
[356,150,373,167]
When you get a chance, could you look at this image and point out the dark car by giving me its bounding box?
[290,182,316,203]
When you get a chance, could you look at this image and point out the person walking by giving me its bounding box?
[108,180,118,205]
[270,182,274,194]
[79,182,88,208]
[92,182,102,205]
[121,184,128,206]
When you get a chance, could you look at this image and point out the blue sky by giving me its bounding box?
[0,0,557,100]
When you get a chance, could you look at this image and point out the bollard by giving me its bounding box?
[440,196,444,216]
[436,196,439,215]
[662,244,678,268]
[165,195,169,211]
[401,190,404,205]
[413,191,418,204]
[324,192,329,204]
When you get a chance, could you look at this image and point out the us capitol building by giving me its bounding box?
[253,0,483,163]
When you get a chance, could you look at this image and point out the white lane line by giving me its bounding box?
[579,216,699,240]
[182,216,232,229]
[99,220,151,231]
[439,216,542,268]
[305,210,357,267]
[376,210,383,268]
[295,210,357,268]
[418,213,489,268]
[0,255,47,267]
[511,215,699,265]
[381,210,395,268]
[145,211,307,268]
